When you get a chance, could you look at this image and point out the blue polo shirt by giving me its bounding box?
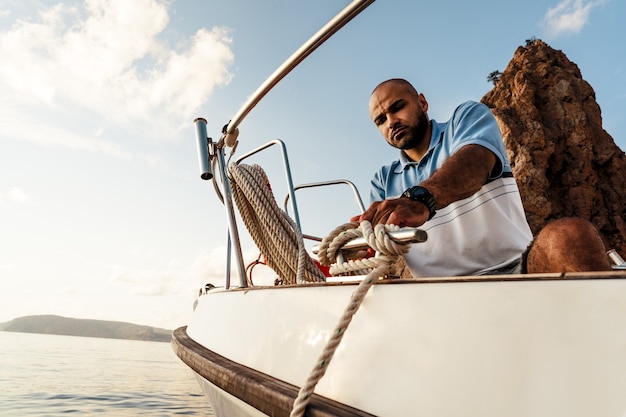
[368,101,533,277]
[370,101,511,202]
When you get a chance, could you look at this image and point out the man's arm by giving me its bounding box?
[359,144,496,227]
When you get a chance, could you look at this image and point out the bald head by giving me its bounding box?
[371,78,420,100]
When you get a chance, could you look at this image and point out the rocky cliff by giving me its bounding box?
[482,39,626,257]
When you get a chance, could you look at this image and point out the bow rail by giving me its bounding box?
[220,0,375,147]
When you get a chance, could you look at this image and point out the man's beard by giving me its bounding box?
[398,111,430,150]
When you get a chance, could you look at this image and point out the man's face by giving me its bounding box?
[368,82,429,151]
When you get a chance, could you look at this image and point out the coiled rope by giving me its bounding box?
[228,163,325,284]
[290,221,411,417]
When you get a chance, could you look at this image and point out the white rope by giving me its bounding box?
[290,221,410,417]
[228,163,325,284]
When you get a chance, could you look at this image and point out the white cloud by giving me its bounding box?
[0,99,134,158]
[543,0,606,37]
[0,186,31,205]
[0,0,234,152]
[109,267,177,296]
[106,245,277,300]
[8,186,30,204]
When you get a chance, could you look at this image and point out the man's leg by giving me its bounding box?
[525,217,612,273]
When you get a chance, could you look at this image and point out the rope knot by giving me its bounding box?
[317,220,411,277]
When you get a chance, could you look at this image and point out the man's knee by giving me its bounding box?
[538,217,599,241]
[526,217,611,273]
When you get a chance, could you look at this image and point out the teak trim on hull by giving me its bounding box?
[172,326,375,417]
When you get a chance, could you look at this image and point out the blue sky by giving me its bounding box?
[1,0,624,329]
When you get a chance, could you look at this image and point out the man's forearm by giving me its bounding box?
[422,144,496,209]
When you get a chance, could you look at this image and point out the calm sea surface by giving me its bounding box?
[0,331,214,416]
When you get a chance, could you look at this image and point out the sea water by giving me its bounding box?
[0,331,214,416]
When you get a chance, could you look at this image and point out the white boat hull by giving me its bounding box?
[174,272,626,417]
[192,373,268,417]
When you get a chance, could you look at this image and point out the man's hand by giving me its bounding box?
[358,198,430,227]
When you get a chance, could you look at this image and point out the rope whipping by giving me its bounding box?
[289,220,411,417]
[228,163,325,284]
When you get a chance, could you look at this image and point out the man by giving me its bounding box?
[359,78,611,276]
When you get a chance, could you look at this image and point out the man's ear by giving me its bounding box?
[418,93,429,112]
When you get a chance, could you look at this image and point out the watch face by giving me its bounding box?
[404,186,428,200]
[410,187,427,199]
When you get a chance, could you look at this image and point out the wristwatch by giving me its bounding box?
[401,186,437,220]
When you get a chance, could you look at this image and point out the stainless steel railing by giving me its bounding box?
[193,0,376,288]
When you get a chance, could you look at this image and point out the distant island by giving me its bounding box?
[0,315,172,343]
